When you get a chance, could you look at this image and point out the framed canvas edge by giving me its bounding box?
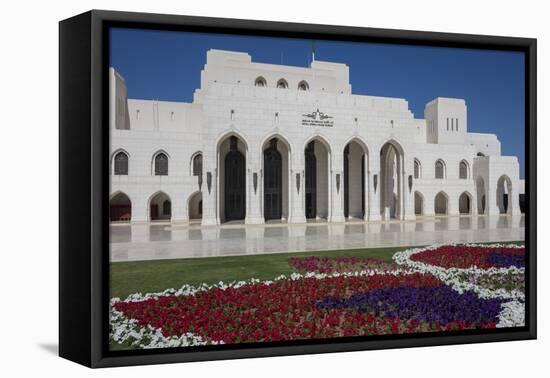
[59,10,93,367]
[59,9,537,369]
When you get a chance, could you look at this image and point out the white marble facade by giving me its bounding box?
[109,49,524,225]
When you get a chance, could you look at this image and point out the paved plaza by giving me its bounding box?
[110,215,525,262]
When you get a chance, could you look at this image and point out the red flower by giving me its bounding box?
[411,245,524,269]
[114,272,496,345]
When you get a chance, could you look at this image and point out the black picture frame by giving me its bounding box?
[59,9,537,368]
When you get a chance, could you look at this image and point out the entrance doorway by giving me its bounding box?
[110,192,131,222]
[305,141,317,219]
[264,139,283,220]
[343,140,366,219]
[224,136,246,221]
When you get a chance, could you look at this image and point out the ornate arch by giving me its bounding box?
[110,148,130,175]
[151,149,170,176]
[254,76,267,87]
[214,130,250,152]
[459,159,470,179]
[435,159,446,179]
[342,136,370,155]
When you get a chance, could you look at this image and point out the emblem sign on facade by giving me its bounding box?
[301,108,334,127]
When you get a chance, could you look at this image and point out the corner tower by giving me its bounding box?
[424,97,467,144]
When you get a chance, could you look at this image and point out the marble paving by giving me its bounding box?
[110,215,525,262]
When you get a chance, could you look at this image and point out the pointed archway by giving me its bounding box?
[110,192,131,222]
[188,191,203,220]
[434,191,448,215]
[459,192,472,214]
[414,191,424,216]
[149,191,171,221]
[224,136,246,221]
[380,140,404,220]
[344,139,367,219]
[217,134,247,223]
[497,175,513,214]
[304,137,330,220]
[263,137,290,221]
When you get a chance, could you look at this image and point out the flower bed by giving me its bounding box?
[317,286,501,327]
[410,245,525,269]
[453,270,525,293]
[110,243,526,349]
[392,243,525,328]
[113,272,445,345]
[288,256,402,274]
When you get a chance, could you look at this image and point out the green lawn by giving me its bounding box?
[110,245,407,299]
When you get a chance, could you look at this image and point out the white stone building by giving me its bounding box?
[109,49,523,225]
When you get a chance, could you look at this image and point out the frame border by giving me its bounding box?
[59,9,536,368]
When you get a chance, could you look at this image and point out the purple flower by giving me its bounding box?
[486,252,525,268]
[317,286,505,326]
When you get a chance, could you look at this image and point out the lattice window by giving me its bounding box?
[255,77,267,87]
[114,152,128,175]
[154,153,168,176]
[277,79,288,89]
[414,159,421,179]
[459,161,468,179]
[435,160,445,179]
[192,153,203,176]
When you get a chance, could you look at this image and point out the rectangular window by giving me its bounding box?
[456,118,459,131]
[446,118,449,131]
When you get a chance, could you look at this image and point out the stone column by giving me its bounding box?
[331,149,345,222]
[290,167,306,223]
[470,191,478,216]
[286,149,293,222]
[245,161,264,224]
[402,171,416,220]
[129,188,148,223]
[368,164,381,222]
[486,187,500,216]
[447,193,459,216]
[172,195,189,223]
[290,147,306,223]
[423,191,435,217]
[510,179,522,215]
[363,156,370,221]
[331,169,345,222]
[421,188,435,217]
[201,150,218,226]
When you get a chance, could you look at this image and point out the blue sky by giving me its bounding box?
[110,28,525,178]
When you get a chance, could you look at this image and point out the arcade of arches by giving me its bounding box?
[109,138,524,224]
